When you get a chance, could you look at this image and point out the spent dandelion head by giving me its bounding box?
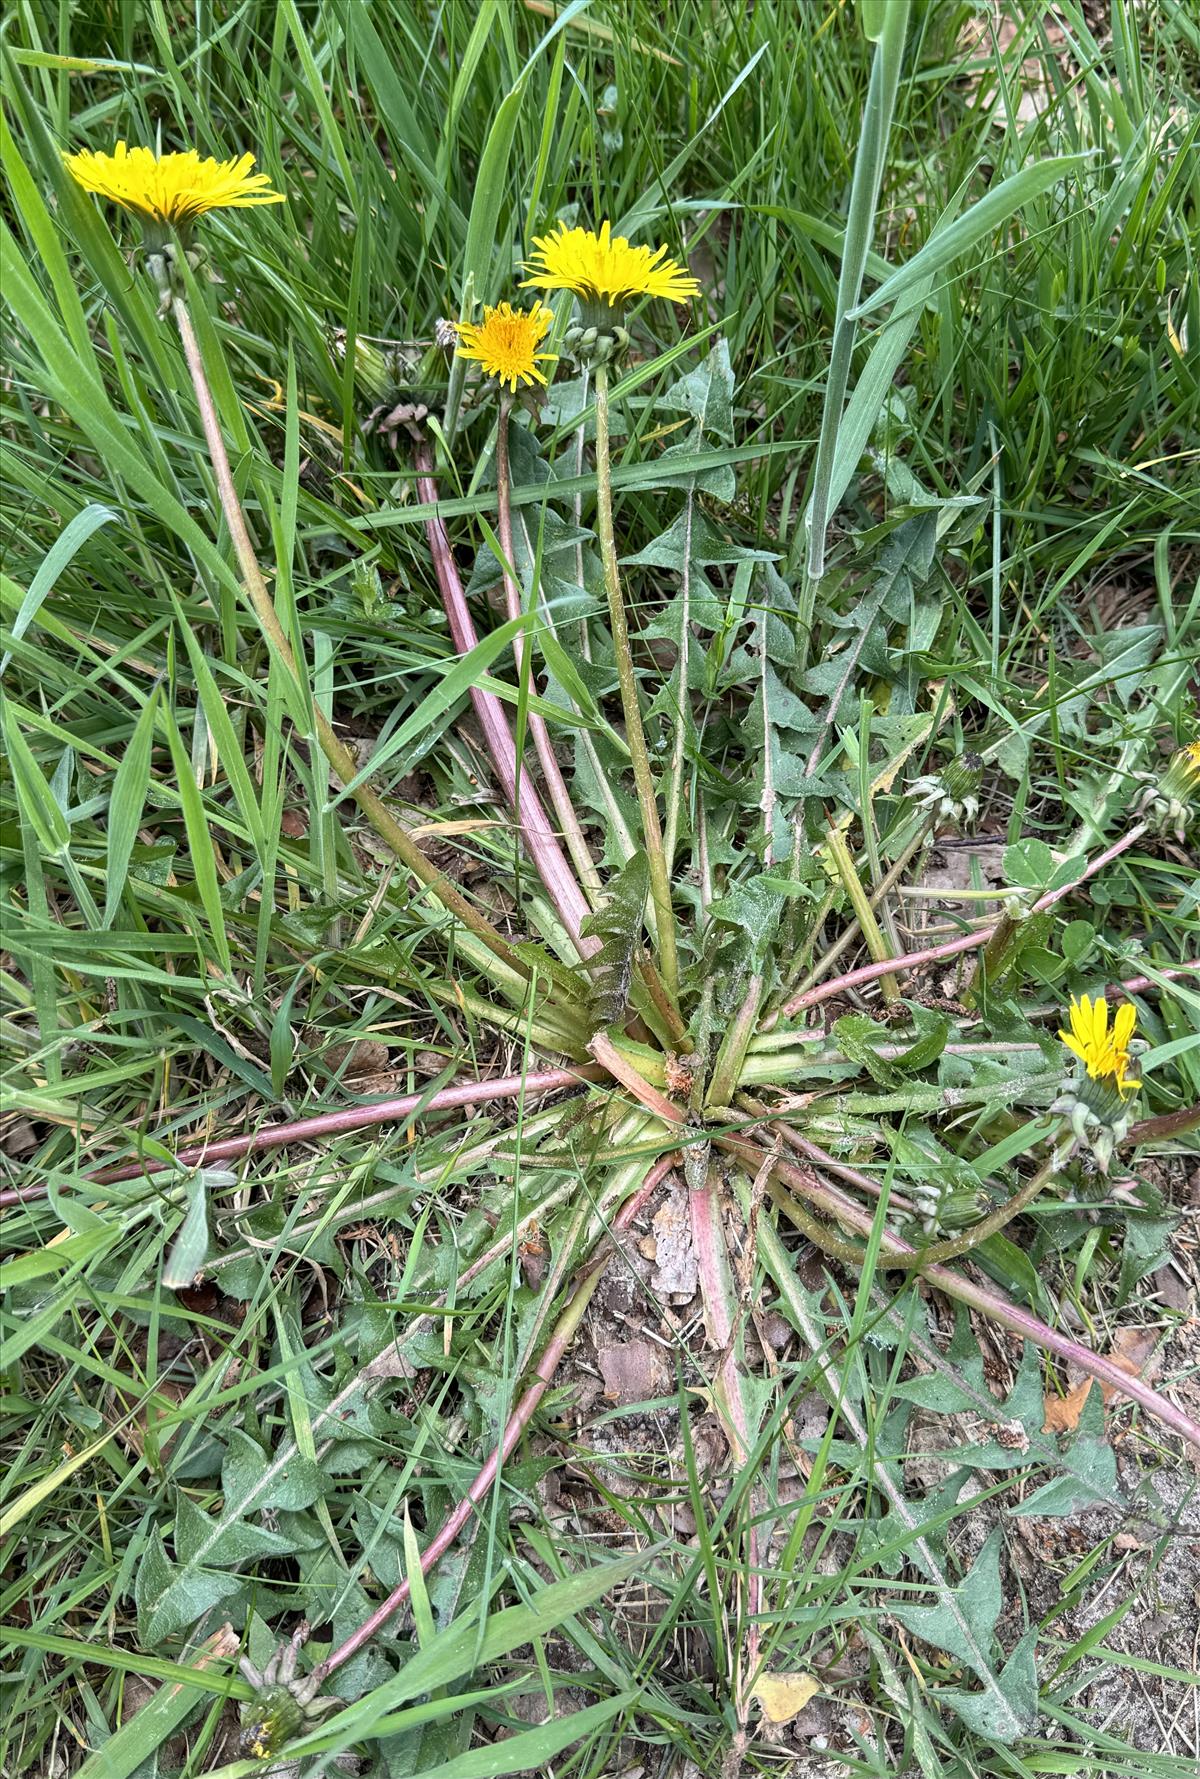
[454,301,555,394]
[909,751,984,831]
[65,142,283,240]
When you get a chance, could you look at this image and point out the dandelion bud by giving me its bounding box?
[339,333,398,402]
[1134,739,1200,842]
[908,751,984,830]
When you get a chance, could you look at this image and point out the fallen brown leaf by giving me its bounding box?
[1043,1377,1094,1432]
[1044,1329,1159,1430]
[596,1339,669,1406]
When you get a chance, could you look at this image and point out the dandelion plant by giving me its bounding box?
[4,12,1199,1775]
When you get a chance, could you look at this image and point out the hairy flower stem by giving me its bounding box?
[638,954,692,1049]
[593,361,679,1001]
[753,1120,1072,1270]
[706,975,764,1111]
[495,397,602,901]
[93,1065,602,1186]
[735,1099,919,1209]
[414,444,595,955]
[779,820,1151,1018]
[970,821,1149,993]
[315,1150,676,1681]
[718,1133,1200,1450]
[169,295,525,980]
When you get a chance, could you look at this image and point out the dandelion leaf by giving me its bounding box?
[580,850,650,1028]
[936,1627,1040,1745]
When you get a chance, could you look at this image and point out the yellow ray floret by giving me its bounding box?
[455,301,555,392]
[1059,993,1139,1096]
[65,142,284,226]
[521,221,699,306]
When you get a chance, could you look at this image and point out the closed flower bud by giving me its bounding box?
[909,752,984,830]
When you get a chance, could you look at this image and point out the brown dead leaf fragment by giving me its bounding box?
[596,1339,669,1406]
[1043,1377,1094,1432]
[1044,1329,1160,1430]
[1106,1325,1160,1387]
[649,1185,698,1302]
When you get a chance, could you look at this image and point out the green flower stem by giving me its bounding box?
[170,294,528,983]
[784,1125,1070,1272]
[822,819,900,1003]
[593,360,680,1002]
[573,366,593,661]
[637,953,691,1048]
[705,974,764,1111]
[778,821,1151,1019]
[495,395,603,902]
[764,812,933,1027]
[970,824,1147,993]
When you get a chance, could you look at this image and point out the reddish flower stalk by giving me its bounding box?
[168,294,526,983]
[494,397,602,902]
[1119,960,1198,995]
[0,1065,606,1208]
[738,1100,916,1214]
[313,1149,678,1682]
[414,443,596,956]
[717,1131,1200,1451]
[780,822,1156,1018]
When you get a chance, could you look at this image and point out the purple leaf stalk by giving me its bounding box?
[414,442,597,956]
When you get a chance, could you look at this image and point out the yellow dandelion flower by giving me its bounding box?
[454,301,555,393]
[1059,993,1139,1096]
[1180,739,1200,783]
[521,220,699,308]
[64,141,284,229]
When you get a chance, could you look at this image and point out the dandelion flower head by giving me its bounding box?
[522,221,699,308]
[455,301,555,392]
[65,142,284,229]
[1059,993,1139,1097]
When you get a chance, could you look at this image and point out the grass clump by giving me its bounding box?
[2,4,1199,1776]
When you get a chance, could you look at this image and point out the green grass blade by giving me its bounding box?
[801,0,911,578]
